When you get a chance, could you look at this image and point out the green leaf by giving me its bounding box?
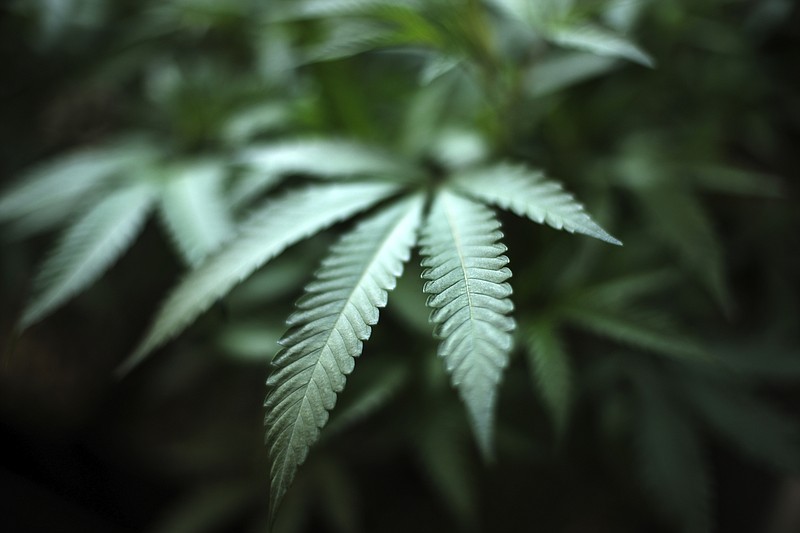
[603,0,650,32]
[20,183,157,329]
[690,164,782,197]
[238,139,418,183]
[122,181,400,373]
[636,186,732,311]
[547,23,654,67]
[488,0,652,68]
[420,191,515,457]
[453,163,622,245]
[222,102,291,145]
[288,0,421,20]
[264,195,423,518]
[228,172,284,209]
[572,269,679,309]
[419,54,462,85]
[559,304,709,361]
[525,51,618,97]
[400,71,461,157]
[159,161,235,267]
[303,20,395,63]
[488,0,573,27]
[525,319,573,435]
[0,138,156,238]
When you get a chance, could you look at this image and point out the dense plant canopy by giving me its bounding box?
[1,1,799,532]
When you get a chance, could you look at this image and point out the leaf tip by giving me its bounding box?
[114,344,150,377]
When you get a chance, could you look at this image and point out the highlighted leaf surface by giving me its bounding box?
[240,139,416,181]
[264,195,423,514]
[454,164,621,244]
[420,191,515,457]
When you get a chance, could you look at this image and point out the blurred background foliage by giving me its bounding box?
[1,0,799,532]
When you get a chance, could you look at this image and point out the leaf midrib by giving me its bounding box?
[441,195,475,347]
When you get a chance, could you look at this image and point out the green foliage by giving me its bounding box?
[524,318,573,436]
[420,191,515,457]
[20,182,156,329]
[1,0,799,532]
[264,196,423,515]
[453,164,622,244]
[123,181,400,372]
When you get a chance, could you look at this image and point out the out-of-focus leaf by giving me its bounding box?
[547,23,654,67]
[303,20,394,63]
[690,164,782,197]
[20,183,157,329]
[571,269,679,309]
[419,54,462,85]
[0,138,157,238]
[239,139,418,183]
[525,318,573,435]
[429,129,488,170]
[123,182,400,372]
[160,160,235,267]
[222,103,292,145]
[603,0,651,32]
[559,304,709,362]
[637,186,732,312]
[526,51,618,97]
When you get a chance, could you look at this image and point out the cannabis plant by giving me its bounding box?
[3,0,799,531]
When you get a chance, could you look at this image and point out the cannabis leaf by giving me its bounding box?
[560,305,708,362]
[239,139,415,182]
[159,161,234,267]
[547,23,654,68]
[420,191,515,457]
[525,51,618,97]
[0,138,156,238]
[454,164,622,245]
[231,139,418,208]
[122,181,400,372]
[489,0,653,66]
[264,195,423,516]
[525,318,573,435]
[20,183,157,329]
